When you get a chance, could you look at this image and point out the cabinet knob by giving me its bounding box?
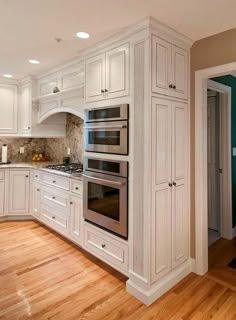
[104,89,108,93]
[35,175,38,178]
[101,89,105,93]
[28,127,31,129]
[52,196,55,199]
[26,175,29,178]
[53,180,56,183]
[173,85,176,89]
[101,244,106,248]
[75,187,79,190]
[70,201,73,205]
[169,84,173,88]
[52,216,55,219]
[37,189,40,192]
[173,181,177,186]
[168,182,172,187]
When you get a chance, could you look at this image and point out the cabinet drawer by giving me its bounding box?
[41,204,68,235]
[41,186,70,214]
[84,225,128,272]
[33,170,41,181]
[42,173,70,191]
[71,180,83,195]
[0,171,5,180]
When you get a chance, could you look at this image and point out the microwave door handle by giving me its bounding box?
[84,124,127,130]
[82,174,125,186]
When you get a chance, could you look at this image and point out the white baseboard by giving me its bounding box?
[0,215,34,221]
[190,258,197,273]
[126,259,192,305]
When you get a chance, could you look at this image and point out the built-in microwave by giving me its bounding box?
[83,157,128,239]
[84,104,129,155]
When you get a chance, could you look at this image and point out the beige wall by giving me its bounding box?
[191,27,236,256]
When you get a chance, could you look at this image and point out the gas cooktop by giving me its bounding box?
[46,163,83,176]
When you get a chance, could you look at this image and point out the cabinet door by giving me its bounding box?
[32,181,41,217]
[20,82,32,134]
[9,170,30,214]
[171,46,188,99]
[70,196,83,244]
[105,43,129,99]
[0,181,5,215]
[151,98,172,283]
[0,84,18,133]
[152,36,172,96]
[85,53,106,102]
[171,101,188,268]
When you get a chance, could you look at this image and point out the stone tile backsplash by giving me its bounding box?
[0,114,84,163]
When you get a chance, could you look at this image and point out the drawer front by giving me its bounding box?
[71,180,83,195]
[84,225,128,272]
[33,170,41,181]
[41,186,70,214]
[40,204,68,235]
[42,173,70,191]
[0,171,5,180]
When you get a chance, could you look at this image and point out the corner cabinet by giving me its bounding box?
[8,170,30,214]
[152,36,188,99]
[85,43,129,102]
[151,97,188,283]
[0,83,18,134]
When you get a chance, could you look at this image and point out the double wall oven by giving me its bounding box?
[83,104,129,239]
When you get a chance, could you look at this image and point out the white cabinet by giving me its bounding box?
[151,97,188,283]
[8,170,30,214]
[85,43,129,102]
[0,180,5,215]
[20,81,32,134]
[0,83,18,133]
[152,36,188,99]
[32,181,41,217]
[70,195,83,244]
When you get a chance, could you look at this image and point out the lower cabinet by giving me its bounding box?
[32,181,41,217]
[8,170,30,214]
[70,195,83,244]
[0,180,5,215]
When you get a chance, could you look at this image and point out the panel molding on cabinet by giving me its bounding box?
[0,84,18,133]
[70,195,83,244]
[20,82,32,134]
[32,181,41,217]
[0,180,5,215]
[171,46,188,99]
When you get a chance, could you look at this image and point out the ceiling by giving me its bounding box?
[1,0,236,79]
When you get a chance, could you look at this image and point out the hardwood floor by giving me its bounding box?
[0,221,235,319]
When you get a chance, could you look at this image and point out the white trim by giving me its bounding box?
[126,259,192,305]
[195,62,236,275]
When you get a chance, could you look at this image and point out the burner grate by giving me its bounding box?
[46,163,83,175]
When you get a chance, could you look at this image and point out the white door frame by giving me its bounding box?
[195,62,235,275]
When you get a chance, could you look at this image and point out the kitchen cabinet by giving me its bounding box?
[32,181,41,217]
[152,36,188,99]
[85,43,129,102]
[70,195,82,244]
[20,81,32,134]
[0,83,18,134]
[0,180,5,215]
[8,170,30,214]
[151,97,188,283]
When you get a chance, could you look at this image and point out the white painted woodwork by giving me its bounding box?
[32,181,41,217]
[38,76,58,96]
[71,180,83,196]
[105,43,129,99]
[0,171,5,180]
[70,195,82,243]
[171,46,188,99]
[152,36,172,96]
[60,64,85,91]
[0,181,5,215]
[85,53,106,102]
[41,173,70,191]
[207,95,220,231]
[8,170,30,214]
[20,82,32,134]
[152,36,188,99]
[0,84,18,133]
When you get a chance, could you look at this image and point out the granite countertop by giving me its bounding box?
[0,162,83,181]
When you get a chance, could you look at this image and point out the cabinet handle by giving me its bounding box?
[101,244,106,248]
[169,84,173,88]
[168,182,172,187]
[173,181,177,186]
[101,89,104,93]
[173,85,176,89]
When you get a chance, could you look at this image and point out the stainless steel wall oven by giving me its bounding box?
[83,157,128,238]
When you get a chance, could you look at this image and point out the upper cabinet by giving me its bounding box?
[0,83,18,134]
[152,36,188,99]
[20,81,32,134]
[85,43,129,102]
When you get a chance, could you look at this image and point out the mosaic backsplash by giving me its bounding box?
[0,114,84,163]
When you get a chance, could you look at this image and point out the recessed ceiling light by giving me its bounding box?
[3,74,13,78]
[76,32,90,39]
[29,59,40,64]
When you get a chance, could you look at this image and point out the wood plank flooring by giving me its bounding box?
[0,221,235,319]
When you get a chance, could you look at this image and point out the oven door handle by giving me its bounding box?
[84,124,127,130]
[82,174,125,186]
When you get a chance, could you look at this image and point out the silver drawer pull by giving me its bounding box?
[84,124,127,130]
[82,174,124,187]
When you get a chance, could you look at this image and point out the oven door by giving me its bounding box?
[83,171,128,238]
[84,121,128,155]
